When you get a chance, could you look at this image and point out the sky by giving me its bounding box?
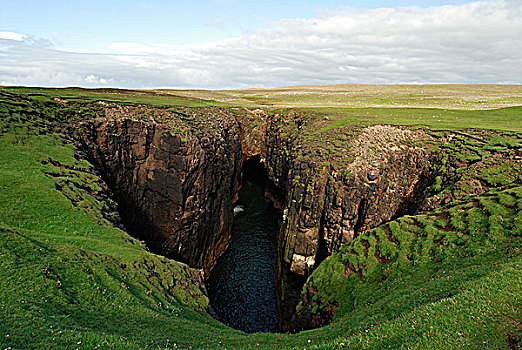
[0,0,521,89]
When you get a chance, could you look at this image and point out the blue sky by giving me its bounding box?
[0,0,475,52]
[0,0,520,88]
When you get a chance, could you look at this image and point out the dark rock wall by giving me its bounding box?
[77,116,242,275]
[260,123,435,329]
[249,123,433,272]
[320,126,435,259]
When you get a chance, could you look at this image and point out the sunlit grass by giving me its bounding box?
[0,88,520,349]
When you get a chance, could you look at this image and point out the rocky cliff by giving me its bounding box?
[258,120,437,329]
[77,105,242,275]
[279,125,434,275]
[75,103,448,330]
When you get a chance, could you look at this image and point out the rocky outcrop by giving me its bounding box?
[265,124,435,329]
[233,108,269,160]
[241,120,434,278]
[77,106,242,275]
[318,125,434,263]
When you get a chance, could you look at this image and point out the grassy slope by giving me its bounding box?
[0,87,521,349]
[0,92,235,349]
[300,185,522,349]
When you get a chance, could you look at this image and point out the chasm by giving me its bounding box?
[206,157,282,333]
[78,116,438,334]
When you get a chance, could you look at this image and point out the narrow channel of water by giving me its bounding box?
[207,176,281,333]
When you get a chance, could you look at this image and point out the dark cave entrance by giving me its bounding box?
[206,156,283,333]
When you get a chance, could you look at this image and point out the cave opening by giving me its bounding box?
[206,156,282,333]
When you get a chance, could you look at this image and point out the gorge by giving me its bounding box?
[207,157,281,333]
[75,103,446,332]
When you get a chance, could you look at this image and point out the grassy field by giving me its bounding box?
[155,84,522,110]
[0,86,521,349]
[6,84,522,132]
[299,105,522,133]
[160,84,522,132]
[2,87,223,108]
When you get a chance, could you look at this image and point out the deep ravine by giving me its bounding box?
[206,177,281,333]
[77,108,447,332]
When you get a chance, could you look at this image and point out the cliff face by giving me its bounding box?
[237,118,434,277]
[314,125,434,268]
[258,122,435,329]
[77,106,242,275]
[76,104,438,330]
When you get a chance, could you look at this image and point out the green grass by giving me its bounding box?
[299,186,522,349]
[0,91,233,349]
[1,87,224,108]
[0,88,521,349]
[312,258,521,349]
[298,106,522,133]
[154,84,522,111]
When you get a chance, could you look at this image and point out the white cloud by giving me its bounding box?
[0,32,24,41]
[0,31,53,48]
[0,1,521,88]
